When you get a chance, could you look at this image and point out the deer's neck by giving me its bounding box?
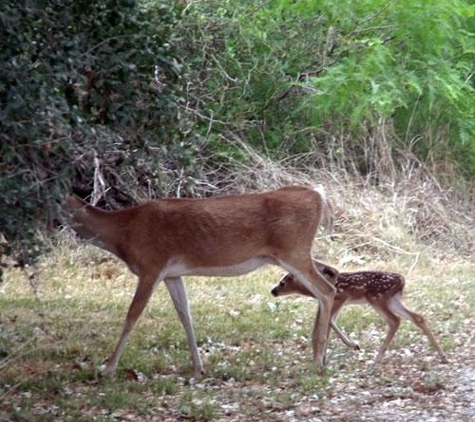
[71,206,125,257]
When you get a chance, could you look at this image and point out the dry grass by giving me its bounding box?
[210,138,475,261]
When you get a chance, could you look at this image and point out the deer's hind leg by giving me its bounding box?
[277,254,336,367]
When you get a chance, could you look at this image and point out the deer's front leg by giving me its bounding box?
[103,273,158,376]
[165,277,204,379]
[278,257,335,367]
[311,291,335,366]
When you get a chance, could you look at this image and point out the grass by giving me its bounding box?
[1,240,474,421]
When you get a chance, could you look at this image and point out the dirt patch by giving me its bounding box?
[320,347,475,422]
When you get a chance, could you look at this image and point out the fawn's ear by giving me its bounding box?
[322,267,338,278]
[313,259,339,280]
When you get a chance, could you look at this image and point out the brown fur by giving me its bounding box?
[64,186,336,377]
[271,260,448,364]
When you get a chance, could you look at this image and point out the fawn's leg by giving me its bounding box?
[368,298,401,364]
[388,293,448,363]
[329,297,360,350]
[165,277,205,378]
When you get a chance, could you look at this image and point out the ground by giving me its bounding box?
[0,245,474,421]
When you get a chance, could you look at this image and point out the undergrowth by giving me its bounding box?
[1,162,473,420]
[1,242,473,420]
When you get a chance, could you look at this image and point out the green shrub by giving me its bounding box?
[177,0,475,175]
[0,0,197,266]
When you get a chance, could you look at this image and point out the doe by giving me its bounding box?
[64,186,335,378]
[271,260,448,364]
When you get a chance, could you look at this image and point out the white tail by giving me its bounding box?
[64,186,336,378]
[271,261,448,364]
[313,185,334,236]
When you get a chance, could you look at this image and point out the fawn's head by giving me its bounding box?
[271,261,339,298]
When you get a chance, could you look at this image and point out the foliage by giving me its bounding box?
[1,0,474,267]
[303,0,475,176]
[177,0,475,177]
[0,0,198,267]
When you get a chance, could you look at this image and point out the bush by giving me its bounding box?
[0,0,197,267]
[176,0,475,177]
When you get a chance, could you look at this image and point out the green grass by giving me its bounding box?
[1,242,474,420]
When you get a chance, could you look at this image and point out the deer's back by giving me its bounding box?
[119,186,324,267]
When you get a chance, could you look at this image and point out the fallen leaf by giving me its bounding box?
[124,368,139,382]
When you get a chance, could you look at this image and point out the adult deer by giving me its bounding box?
[271,260,448,364]
[64,186,335,378]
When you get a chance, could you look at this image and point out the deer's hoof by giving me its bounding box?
[192,369,205,380]
[99,363,116,377]
[314,355,326,369]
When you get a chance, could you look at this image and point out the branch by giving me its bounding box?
[92,150,107,206]
[356,0,396,27]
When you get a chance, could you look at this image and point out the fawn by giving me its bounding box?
[271,260,448,363]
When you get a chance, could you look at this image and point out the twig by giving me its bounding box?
[92,150,106,206]
[81,35,144,57]
[210,54,238,83]
[181,105,228,125]
[176,168,185,198]
[356,0,396,26]
[261,59,338,112]
[331,233,420,256]
[297,59,339,82]
[0,338,37,371]
[0,368,53,401]
[351,24,402,36]
[407,252,420,276]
